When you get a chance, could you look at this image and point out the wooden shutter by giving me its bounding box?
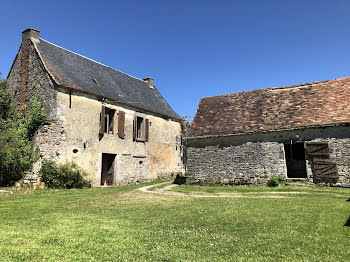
[113,110,117,135]
[305,142,330,159]
[305,142,338,183]
[99,106,105,135]
[133,115,137,141]
[145,119,149,142]
[118,111,125,138]
[313,159,338,182]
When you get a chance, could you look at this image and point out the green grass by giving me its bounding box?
[0,181,349,261]
[173,182,349,192]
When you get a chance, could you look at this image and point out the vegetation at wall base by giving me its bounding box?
[267,175,284,187]
[0,78,47,186]
[40,160,91,189]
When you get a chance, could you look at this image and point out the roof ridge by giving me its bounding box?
[200,75,350,100]
[38,38,147,84]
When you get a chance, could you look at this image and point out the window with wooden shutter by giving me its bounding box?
[99,106,117,135]
[118,111,125,138]
[133,115,149,142]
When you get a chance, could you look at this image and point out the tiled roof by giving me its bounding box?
[189,77,350,137]
[34,39,179,119]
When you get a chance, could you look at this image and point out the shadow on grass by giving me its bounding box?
[347,198,350,202]
[173,174,187,185]
[345,216,350,227]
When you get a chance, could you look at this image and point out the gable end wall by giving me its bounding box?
[7,40,67,172]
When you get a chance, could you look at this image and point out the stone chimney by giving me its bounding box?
[18,28,40,107]
[143,77,154,88]
[22,28,40,44]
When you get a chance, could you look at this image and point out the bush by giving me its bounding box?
[267,176,284,187]
[40,160,91,189]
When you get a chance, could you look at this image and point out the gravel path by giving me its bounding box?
[137,182,307,198]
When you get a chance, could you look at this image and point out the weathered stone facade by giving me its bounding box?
[7,28,183,186]
[187,126,350,187]
[49,89,182,185]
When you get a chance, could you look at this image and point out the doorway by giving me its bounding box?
[284,143,307,178]
[101,153,116,186]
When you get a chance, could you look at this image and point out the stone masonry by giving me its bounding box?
[186,126,350,187]
[187,142,286,185]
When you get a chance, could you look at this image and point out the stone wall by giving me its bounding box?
[187,142,286,185]
[7,39,66,174]
[7,39,57,117]
[186,126,350,187]
[55,87,182,186]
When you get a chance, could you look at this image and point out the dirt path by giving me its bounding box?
[138,182,307,198]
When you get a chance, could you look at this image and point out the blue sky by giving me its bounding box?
[2,0,350,118]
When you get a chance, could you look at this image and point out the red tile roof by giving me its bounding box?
[188,77,350,138]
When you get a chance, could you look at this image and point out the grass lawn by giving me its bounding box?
[0,181,349,261]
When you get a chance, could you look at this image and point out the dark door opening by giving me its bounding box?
[101,153,116,186]
[284,143,307,178]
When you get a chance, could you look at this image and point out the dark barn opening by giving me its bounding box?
[284,143,307,178]
[101,153,116,186]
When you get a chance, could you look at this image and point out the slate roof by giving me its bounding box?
[189,77,350,138]
[33,38,179,119]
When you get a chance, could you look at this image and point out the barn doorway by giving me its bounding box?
[284,143,307,178]
[101,153,116,186]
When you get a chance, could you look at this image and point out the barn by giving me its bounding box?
[187,77,350,187]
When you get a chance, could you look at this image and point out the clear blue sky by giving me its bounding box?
[2,0,350,118]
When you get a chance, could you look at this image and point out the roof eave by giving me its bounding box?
[187,123,350,140]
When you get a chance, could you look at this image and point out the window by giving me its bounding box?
[136,116,144,139]
[107,109,115,134]
[133,115,149,142]
[99,106,116,135]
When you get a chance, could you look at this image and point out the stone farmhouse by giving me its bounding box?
[187,77,350,187]
[7,28,182,186]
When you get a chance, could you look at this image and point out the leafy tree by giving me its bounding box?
[0,76,47,186]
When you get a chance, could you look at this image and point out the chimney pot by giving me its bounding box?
[143,77,154,88]
[22,28,40,44]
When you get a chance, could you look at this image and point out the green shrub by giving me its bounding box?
[40,160,91,189]
[267,176,284,187]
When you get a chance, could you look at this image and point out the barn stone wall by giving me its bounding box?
[186,126,350,187]
[187,142,286,185]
